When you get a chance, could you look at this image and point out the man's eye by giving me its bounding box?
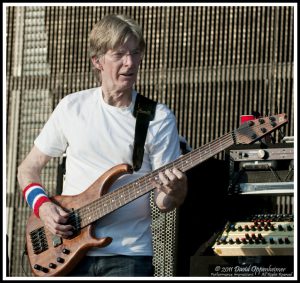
[132,50,141,55]
[113,53,124,58]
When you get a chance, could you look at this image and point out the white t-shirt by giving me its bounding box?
[34,87,181,256]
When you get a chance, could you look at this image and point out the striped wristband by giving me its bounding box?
[23,183,51,218]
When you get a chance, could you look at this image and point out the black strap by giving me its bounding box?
[132,93,157,171]
[56,155,66,195]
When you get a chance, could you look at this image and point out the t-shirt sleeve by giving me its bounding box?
[34,99,68,157]
[149,111,181,170]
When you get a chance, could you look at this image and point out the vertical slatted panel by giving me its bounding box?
[256,7,263,115]
[6,6,24,277]
[219,7,227,143]
[224,7,232,134]
[288,6,294,136]
[190,7,201,148]
[6,5,295,277]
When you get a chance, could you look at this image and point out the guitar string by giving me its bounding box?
[66,117,286,228]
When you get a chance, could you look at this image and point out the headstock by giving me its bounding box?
[234,113,288,144]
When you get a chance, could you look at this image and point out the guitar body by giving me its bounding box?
[25,113,288,277]
[26,163,133,277]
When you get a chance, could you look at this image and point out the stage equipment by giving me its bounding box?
[212,214,294,256]
[191,141,294,276]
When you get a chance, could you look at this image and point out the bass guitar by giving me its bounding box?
[25,113,288,276]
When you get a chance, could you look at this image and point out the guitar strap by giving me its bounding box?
[132,93,157,171]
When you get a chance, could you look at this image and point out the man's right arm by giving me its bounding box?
[18,146,73,237]
[17,145,51,188]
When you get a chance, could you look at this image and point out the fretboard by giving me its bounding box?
[68,132,235,229]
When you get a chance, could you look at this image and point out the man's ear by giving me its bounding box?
[91,56,103,71]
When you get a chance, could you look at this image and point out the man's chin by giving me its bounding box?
[119,79,136,88]
[116,83,135,93]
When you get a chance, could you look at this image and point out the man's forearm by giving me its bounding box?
[17,163,43,190]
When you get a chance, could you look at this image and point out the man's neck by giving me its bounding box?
[101,87,132,108]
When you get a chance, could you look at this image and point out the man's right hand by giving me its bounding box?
[39,202,74,238]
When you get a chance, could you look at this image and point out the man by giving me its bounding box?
[18,14,187,277]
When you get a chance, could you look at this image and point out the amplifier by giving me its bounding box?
[229,147,294,162]
[212,214,294,256]
[227,143,294,195]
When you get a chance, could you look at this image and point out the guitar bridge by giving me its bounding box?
[69,209,82,232]
[30,227,49,254]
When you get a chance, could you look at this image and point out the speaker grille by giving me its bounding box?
[150,193,178,276]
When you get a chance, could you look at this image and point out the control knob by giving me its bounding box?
[257,149,266,159]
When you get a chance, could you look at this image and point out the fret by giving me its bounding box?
[179,156,187,172]
[189,150,194,170]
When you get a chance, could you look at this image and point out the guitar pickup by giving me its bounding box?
[30,227,49,254]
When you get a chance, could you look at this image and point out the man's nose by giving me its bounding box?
[123,53,135,65]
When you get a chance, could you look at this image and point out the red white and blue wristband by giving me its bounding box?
[23,183,50,218]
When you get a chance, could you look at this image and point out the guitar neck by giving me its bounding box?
[71,132,234,229]
[67,112,289,230]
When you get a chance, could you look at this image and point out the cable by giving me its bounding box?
[21,244,29,276]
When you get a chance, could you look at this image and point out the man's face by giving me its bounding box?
[100,36,142,93]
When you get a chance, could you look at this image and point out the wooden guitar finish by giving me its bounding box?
[25,113,288,276]
[25,164,131,276]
